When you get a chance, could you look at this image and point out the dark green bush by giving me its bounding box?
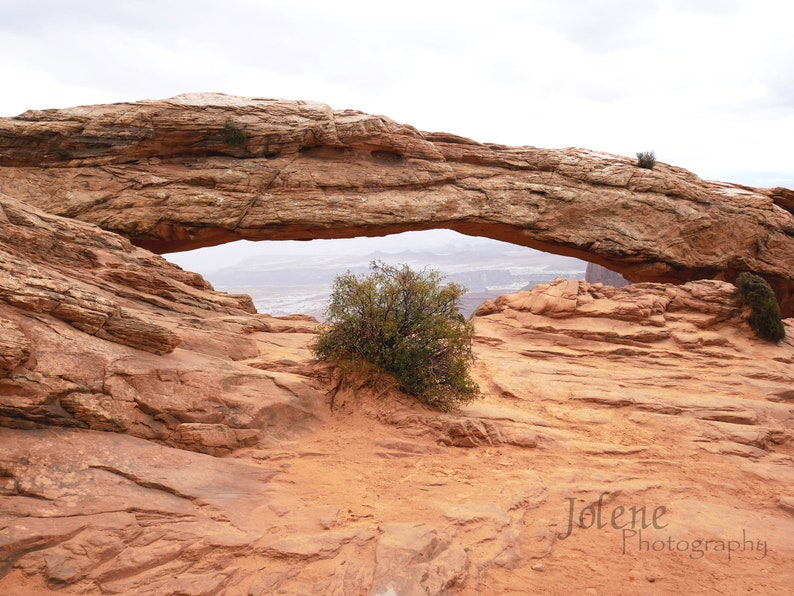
[223,120,247,147]
[636,151,656,169]
[735,272,786,342]
[313,261,480,411]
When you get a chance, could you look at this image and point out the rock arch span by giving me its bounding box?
[1,93,792,315]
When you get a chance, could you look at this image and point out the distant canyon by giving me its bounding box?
[166,236,610,319]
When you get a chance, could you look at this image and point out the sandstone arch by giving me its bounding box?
[1,93,792,315]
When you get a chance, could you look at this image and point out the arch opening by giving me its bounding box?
[164,230,593,319]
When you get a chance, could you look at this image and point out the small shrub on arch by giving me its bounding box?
[636,151,656,169]
[313,261,480,411]
[222,120,247,147]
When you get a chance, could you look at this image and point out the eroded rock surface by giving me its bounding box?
[0,191,323,454]
[1,207,792,595]
[1,93,793,315]
[1,97,793,593]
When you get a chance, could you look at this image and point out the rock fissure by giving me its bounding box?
[87,466,197,502]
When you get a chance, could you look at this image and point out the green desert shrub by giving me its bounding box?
[222,120,247,147]
[636,150,656,169]
[735,272,786,342]
[313,261,480,411]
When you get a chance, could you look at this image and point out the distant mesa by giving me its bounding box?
[585,263,630,288]
[0,93,792,315]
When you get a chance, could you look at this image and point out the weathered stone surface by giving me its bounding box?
[0,318,29,376]
[1,93,792,315]
[477,277,741,323]
[0,427,279,593]
[0,269,793,593]
[371,523,468,595]
[770,186,794,215]
[1,97,793,594]
[780,496,794,516]
[0,191,324,451]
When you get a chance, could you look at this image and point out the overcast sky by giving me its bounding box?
[2,0,792,269]
[3,0,793,184]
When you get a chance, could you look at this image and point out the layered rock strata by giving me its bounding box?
[0,93,792,315]
[0,191,323,454]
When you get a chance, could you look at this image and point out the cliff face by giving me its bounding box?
[1,93,793,315]
[1,97,793,594]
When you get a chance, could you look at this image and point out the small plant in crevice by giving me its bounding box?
[636,150,656,169]
[735,272,786,342]
[223,120,247,147]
